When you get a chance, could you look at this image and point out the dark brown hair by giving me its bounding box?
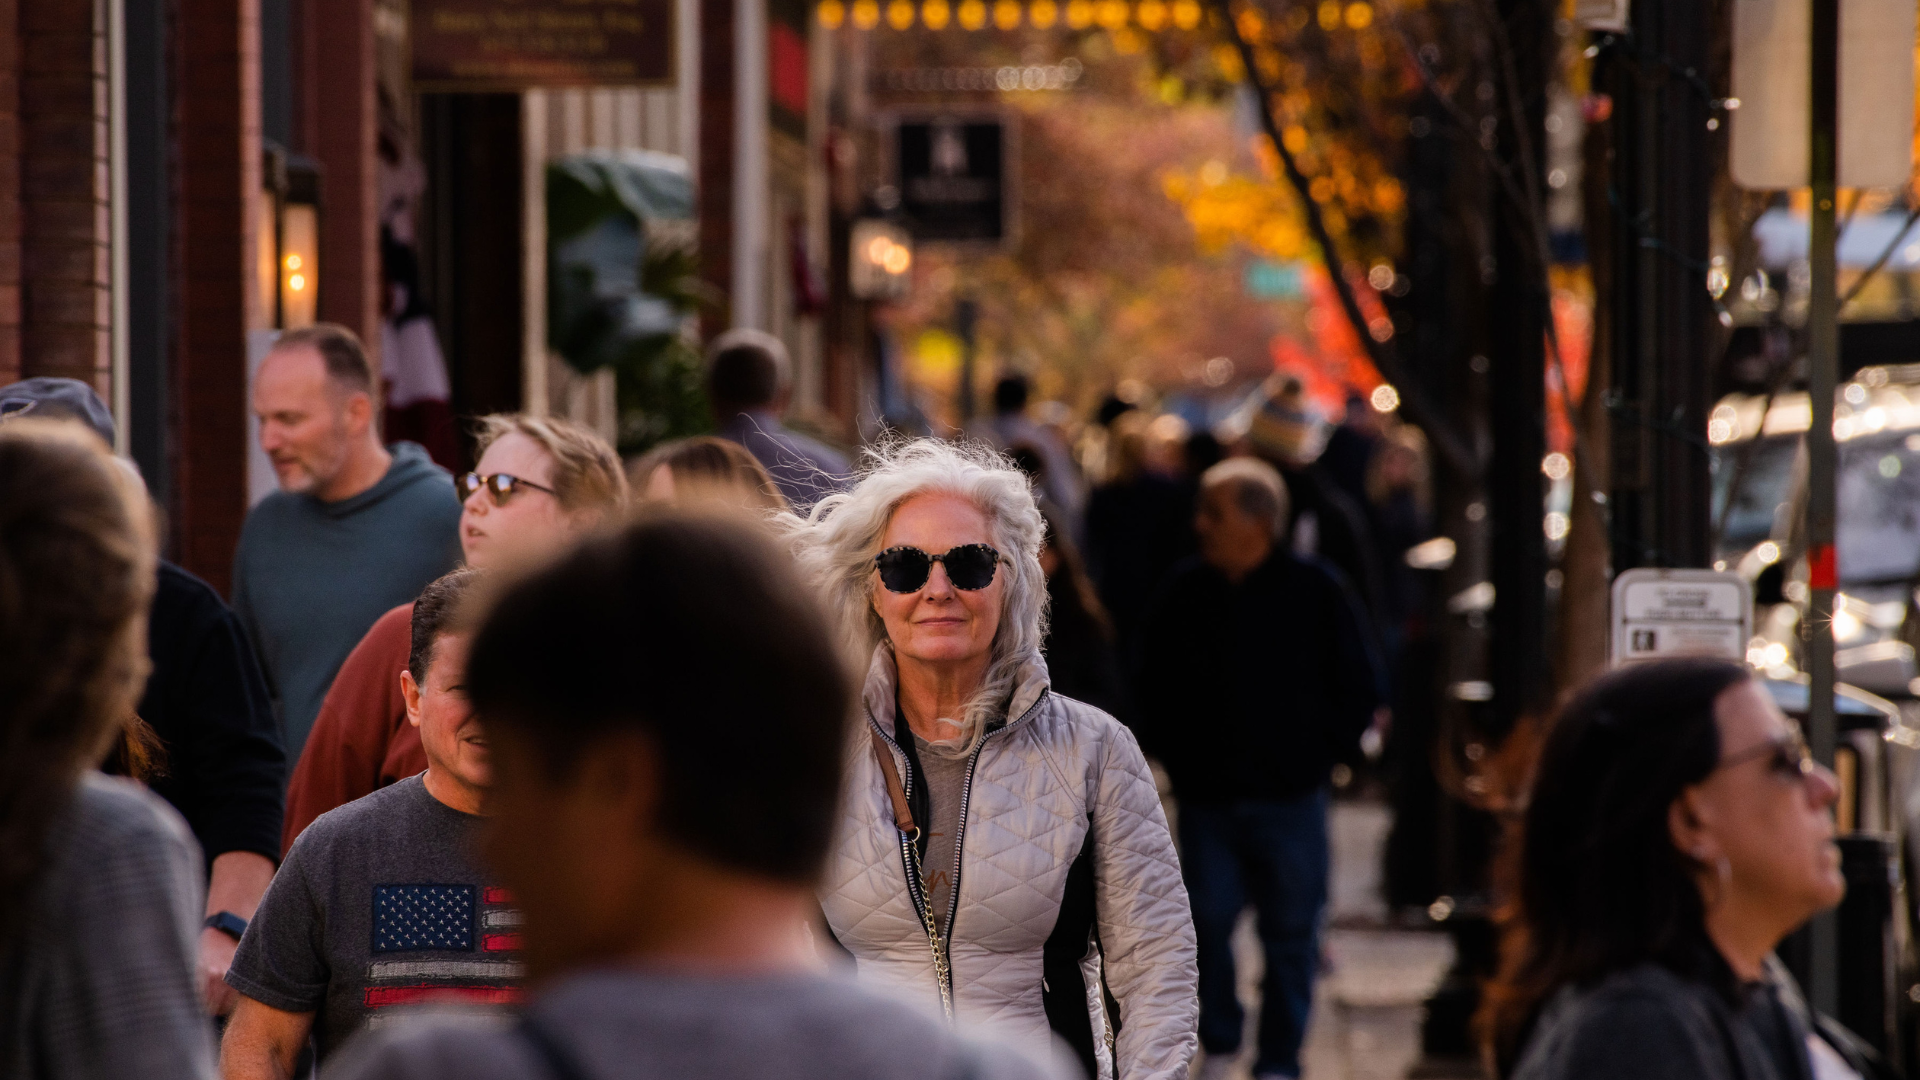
[276,322,374,395]
[0,419,155,937]
[410,568,484,682]
[467,510,851,883]
[1479,658,1753,1075]
[627,435,787,512]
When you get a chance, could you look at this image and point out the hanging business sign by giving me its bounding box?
[892,114,1010,244]
[412,0,675,91]
[1610,568,1754,667]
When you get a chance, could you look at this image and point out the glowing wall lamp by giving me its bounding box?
[261,144,322,329]
[850,218,913,300]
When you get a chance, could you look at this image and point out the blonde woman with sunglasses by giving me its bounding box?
[280,415,626,848]
[787,438,1198,1080]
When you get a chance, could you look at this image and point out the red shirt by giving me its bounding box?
[281,604,426,850]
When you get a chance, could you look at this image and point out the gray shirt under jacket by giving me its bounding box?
[231,441,462,760]
[319,967,1077,1080]
[0,773,214,1080]
[1511,959,1819,1080]
[911,732,973,938]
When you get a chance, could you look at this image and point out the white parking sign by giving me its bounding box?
[1610,569,1753,667]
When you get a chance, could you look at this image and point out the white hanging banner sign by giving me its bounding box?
[1611,569,1755,667]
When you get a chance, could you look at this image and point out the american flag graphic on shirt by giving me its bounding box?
[363,883,523,1012]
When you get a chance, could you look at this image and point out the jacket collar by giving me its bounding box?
[861,644,1051,740]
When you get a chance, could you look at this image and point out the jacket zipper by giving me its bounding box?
[871,689,1051,1011]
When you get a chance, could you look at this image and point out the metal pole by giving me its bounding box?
[1805,0,1841,1020]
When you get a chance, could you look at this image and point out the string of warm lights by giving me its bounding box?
[815,0,1374,30]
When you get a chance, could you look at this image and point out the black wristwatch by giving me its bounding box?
[205,911,248,942]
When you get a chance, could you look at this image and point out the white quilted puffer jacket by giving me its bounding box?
[820,650,1199,1080]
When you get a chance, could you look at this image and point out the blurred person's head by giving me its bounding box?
[1185,430,1225,478]
[628,436,787,513]
[1195,457,1287,582]
[1366,424,1431,516]
[466,511,852,981]
[0,419,155,936]
[1104,411,1150,483]
[1143,413,1190,478]
[1482,659,1843,1072]
[0,377,116,444]
[1242,373,1329,469]
[252,323,384,499]
[706,330,791,418]
[786,438,1047,749]
[404,569,488,814]
[1006,443,1046,487]
[460,414,627,570]
[1342,390,1385,438]
[993,375,1030,417]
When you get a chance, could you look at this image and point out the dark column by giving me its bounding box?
[174,0,260,593]
[699,0,735,335]
[1603,0,1714,570]
[418,93,521,466]
[1486,0,1551,732]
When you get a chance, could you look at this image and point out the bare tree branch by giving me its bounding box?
[1213,0,1482,481]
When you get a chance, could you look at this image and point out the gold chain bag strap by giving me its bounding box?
[869,729,955,1021]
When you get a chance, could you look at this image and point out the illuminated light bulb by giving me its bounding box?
[888,0,916,27]
[818,0,847,26]
[1369,384,1399,413]
[883,246,912,274]
[288,274,306,292]
[285,254,303,270]
[1065,0,1095,26]
[993,0,1021,26]
[923,0,952,26]
[852,0,881,27]
[1343,1,1371,28]
[1171,0,1200,27]
[957,0,987,27]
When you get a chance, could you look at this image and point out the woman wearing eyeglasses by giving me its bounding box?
[281,414,627,848]
[790,439,1197,1080]
[1483,658,1884,1080]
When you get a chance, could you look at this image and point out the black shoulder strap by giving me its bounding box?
[517,1013,593,1080]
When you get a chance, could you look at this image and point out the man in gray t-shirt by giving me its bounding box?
[321,514,1068,1080]
[225,773,518,1062]
[223,571,509,1071]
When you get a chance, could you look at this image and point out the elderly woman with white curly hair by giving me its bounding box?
[791,439,1198,1080]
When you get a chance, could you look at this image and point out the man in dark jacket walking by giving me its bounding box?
[1136,456,1384,1080]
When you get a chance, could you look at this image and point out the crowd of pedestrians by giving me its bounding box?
[0,320,1876,1080]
